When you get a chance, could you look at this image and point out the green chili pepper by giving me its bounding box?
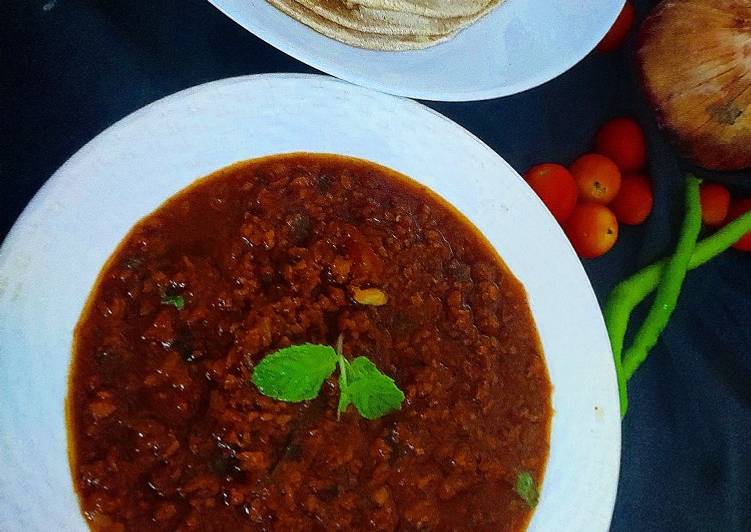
[621,176,702,381]
[603,293,630,417]
[606,205,751,417]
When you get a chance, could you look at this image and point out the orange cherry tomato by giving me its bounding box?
[728,197,751,251]
[595,117,647,173]
[609,173,653,225]
[524,163,578,222]
[570,154,622,204]
[699,182,731,227]
[564,203,619,259]
[597,1,635,53]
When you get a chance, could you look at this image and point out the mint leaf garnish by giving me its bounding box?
[251,340,404,420]
[340,357,404,419]
[515,471,539,508]
[161,293,185,310]
[251,344,338,402]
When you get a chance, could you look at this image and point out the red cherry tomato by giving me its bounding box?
[699,182,731,227]
[597,1,635,53]
[524,163,578,223]
[564,203,619,259]
[570,154,622,204]
[728,197,751,251]
[609,173,653,225]
[595,117,647,173]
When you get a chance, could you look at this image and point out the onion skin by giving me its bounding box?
[637,0,751,171]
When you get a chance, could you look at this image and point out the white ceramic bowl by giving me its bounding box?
[207,0,624,101]
[0,74,620,531]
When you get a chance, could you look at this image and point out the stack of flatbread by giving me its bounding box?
[266,0,503,50]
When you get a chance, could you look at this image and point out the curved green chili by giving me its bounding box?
[603,286,631,416]
[621,176,703,380]
[612,207,751,305]
[605,205,751,417]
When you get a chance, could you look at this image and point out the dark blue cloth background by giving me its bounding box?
[2,1,750,530]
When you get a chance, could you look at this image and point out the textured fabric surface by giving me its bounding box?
[2,1,749,530]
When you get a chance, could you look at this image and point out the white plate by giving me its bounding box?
[207,0,624,101]
[0,74,619,531]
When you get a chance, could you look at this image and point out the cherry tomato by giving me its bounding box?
[609,173,653,225]
[699,182,731,227]
[728,197,751,251]
[570,153,622,204]
[595,117,647,173]
[524,163,578,222]
[564,203,619,259]
[597,1,635,53]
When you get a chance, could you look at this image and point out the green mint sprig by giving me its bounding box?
[251,338,404,420]
[161,293,185,310]
[515,471,539,508]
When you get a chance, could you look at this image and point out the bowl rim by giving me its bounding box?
[0,73,621,531]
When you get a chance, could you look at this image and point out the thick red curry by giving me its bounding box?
[69,154,551,531]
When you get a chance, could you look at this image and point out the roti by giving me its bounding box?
[346,0,496,18]
[295,0,496,36]
[267,0,457,50]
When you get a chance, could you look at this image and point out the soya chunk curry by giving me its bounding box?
[69,153,552,531]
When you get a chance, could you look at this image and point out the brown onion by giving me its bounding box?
[637,0,751,171]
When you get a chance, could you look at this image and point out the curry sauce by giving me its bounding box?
[69,153,552,531]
